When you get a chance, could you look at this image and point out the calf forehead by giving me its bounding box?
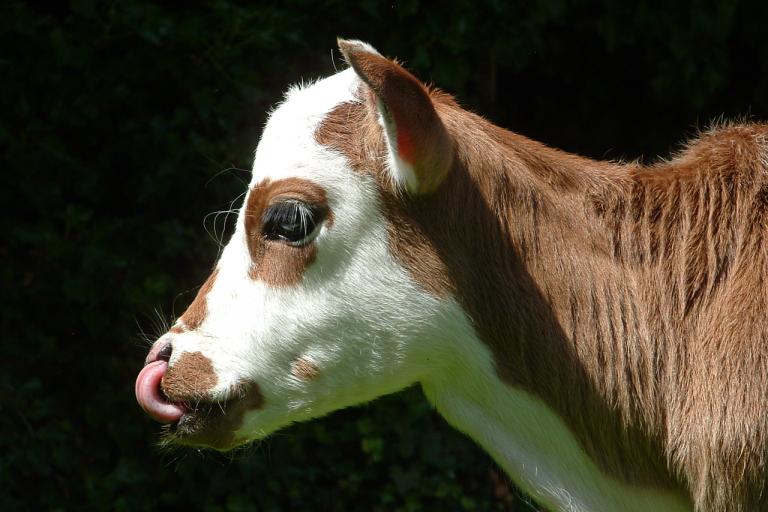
[252,68,359,185]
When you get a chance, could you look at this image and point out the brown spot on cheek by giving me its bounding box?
[244,178,332,287]
[291,357,320,380]
[162,351,218,402]
[178,268,219,331]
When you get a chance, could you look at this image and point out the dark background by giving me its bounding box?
[2,1,767,510]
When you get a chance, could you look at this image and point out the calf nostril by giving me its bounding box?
[145,340,174,366]
[157,342,173,362]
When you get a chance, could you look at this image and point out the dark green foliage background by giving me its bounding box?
[2,1,766,510]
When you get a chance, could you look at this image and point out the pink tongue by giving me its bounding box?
[135,360,186,423]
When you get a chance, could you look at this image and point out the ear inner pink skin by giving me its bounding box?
[135,360,186,423]
[393,110,415,163]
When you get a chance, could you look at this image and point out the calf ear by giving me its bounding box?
[338,39,453,195]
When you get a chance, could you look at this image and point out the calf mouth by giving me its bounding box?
[163,392,249,451]
[136,359,264,451]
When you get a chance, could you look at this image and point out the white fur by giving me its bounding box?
[422,340,692,512]
[339,38,381,57]
[168,46,695,511]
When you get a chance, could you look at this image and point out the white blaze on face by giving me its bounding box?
[169,67,469,443]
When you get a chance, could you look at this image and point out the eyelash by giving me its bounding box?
[261,201,325,246]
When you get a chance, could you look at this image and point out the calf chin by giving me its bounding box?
[164,381,265,451]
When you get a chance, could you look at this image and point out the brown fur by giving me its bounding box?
[244,177,332,286]
[316,56,768,509]
[179,268,219,330]
[291,357,320,380]
[162,351,218,402]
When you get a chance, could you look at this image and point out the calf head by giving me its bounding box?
[136,40,466,450]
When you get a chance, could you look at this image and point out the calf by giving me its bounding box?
[136,39,768,511]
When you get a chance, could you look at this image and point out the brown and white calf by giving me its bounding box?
[136,40,768,511]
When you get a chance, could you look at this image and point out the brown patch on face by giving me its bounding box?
[179,268,219,331]
[243,177,332,287]
[169,325,184,334]
[161,351,218,402]
[173,381,265,451]
[291,357,320,380]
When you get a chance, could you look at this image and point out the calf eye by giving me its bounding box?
[262,200,325,246]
